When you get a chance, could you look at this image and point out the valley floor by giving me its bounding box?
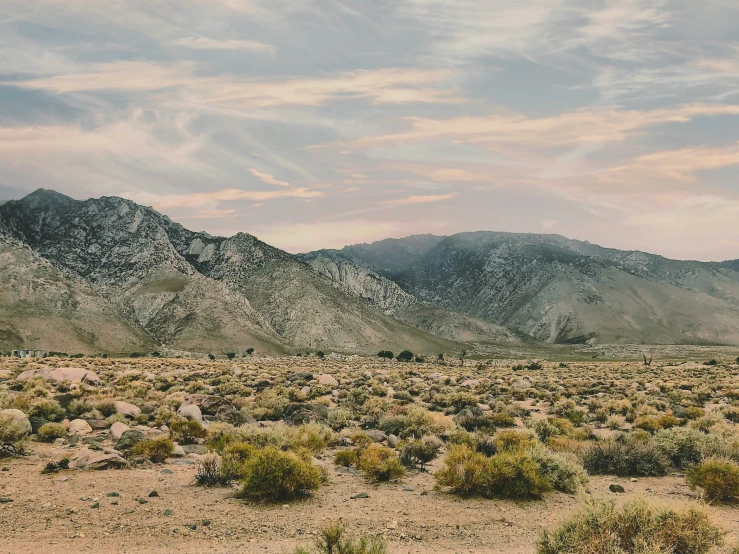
[2,444,739,554]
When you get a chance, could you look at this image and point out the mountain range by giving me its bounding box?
[2,189,739,354]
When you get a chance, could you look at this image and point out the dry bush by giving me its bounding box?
[435,445,551,499]
[294,522,387,554]
[399,435,443,470]
[686,457,739,501]
[195,452,230,487]
[207,422,334,454]
[582,438,670,477]
[131,436,174,464]
[538,496,722,554]
[37,422,67,442]
[239,447,322,501]
[357,444,405,482]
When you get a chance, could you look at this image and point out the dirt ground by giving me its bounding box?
[2,444,738,554]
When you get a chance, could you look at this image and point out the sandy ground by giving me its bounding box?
[2,444,739,554]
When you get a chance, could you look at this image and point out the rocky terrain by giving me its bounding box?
[306,232,739,346]
[2,353,739,553]
[0,190,459,355]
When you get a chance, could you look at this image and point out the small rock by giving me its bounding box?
[0,497,13,503]
[107,492,120,497]
[148,490,159,498]
[68,419,93,436]
[350,492,369,499]
[90,502,99,509]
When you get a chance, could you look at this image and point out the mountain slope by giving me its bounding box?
[0,235,156,354]
[309,232,739,346]
[0,189,461,355]
[299,252,520,344]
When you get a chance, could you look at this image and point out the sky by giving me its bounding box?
[0,1,738,260]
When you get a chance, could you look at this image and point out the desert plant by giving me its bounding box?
[194,452,230,487]
[399,435,443,470]
[37,422,67,442]
[96,401,118,418]
[396,350,414,362]
[530,444,588,494]
[537,496,722,554]
[435,445,551,499]
[239,447,322,501]
[686,457,739,501]
[653,428,707,470]
[170,418,207,445]
[334,448,360,467]
[294,521,387,554]
[582,438,670,477]
[357,444,405,482]
[131,436,175,464]
[220,441,256,480]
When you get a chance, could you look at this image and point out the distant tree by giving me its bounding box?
[459,350,467,366]
[316,351,325,359]
[396,350,414,362]
[437,353,445,364]
[245,348,255,356]
[378,351,394,360]
[208,353,215,361]
[150,351,161,358]
[227,352,236,360]
[415,356,425,363]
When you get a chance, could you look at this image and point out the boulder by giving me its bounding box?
[460,379,480,388]
[68,419,93,435]
[477,403,492,412]
[115,429,144,451]
[283,403,329,425]
[0,409,32,436]
[179,394,231,416]
[16,367,101,386]
[177,404,203,423]
[172,444,186,457]
[109,422,130,441]
[387,434,399,448]
[114,401,141,417]
[69,448,129,470]
[318,374,338,386]
[365,430,388,443]
[512,379,532,391]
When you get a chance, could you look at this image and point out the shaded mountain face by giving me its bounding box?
[0,190,461,355]
[306,232,739,346]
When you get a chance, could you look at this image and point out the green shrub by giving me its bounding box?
[495,429,536,453]
[131,436,174,463]
[295,522,387,554]
[327,408,353,431]
[530,444,588,494]
[170,418,207,445]
[239,447,322,501]
[221,441,256,480]
[37,422,67,442]
[582,438,669,477]
[538,496,722,554]
[396,350,414,362]
[207,423,333,454]
[686,457,739,501]
[399,436,443,469]
[96,401,117,418]
[357,444,406,482]
[435,445,551,499]
[377,351,394,360]
[334,448,360,467]
[653,428,706,470]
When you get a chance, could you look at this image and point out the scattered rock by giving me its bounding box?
[115,429,144,451]
[68,419,93,436]
[177,404,203,423]
[609,484,626,493]
[0,409,32,436]
[318,374,338,386]
[109,421,130,441]
[350,492,369,499]
[114,401,141,417]
[69,449,129,470]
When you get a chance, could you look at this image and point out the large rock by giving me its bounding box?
[283,403,329,424]
[109,422,130,441]
[512,379,532,391]
[318,374,338,386]
[115,429,144,451]
[16,367,101,386]
[0,409,32,436]
[68,419,93,435]
[177,403,203,423]
[179,394,231,416]
[114,401,141,417]
[69,448,130,470]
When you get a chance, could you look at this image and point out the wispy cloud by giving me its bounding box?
[248,169,291,187]
[172,37,276,54]
[383,194,456,206]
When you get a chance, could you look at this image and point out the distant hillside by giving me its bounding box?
[0,189,462,355]
[305,232,739,346]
